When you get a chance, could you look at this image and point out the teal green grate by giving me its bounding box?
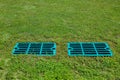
[12,42,56,56]
[68,42,113,56]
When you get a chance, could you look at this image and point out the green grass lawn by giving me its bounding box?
[0,0,120,80]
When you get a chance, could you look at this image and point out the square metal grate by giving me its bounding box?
[12,42,56,56]
[68,42,113,56]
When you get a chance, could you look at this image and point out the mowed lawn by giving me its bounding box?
[0,0,120,80]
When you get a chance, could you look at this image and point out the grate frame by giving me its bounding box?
[12,42,56,56]
[68,42,113,56]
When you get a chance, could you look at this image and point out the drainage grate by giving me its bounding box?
[68,42,113,56]
[12,42,56,56]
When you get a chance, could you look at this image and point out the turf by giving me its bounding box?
[0,0,120,80]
